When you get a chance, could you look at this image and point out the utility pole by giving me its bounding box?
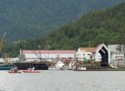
[47,44,50,59]
[89,35,90,47]
[89,42,91,48]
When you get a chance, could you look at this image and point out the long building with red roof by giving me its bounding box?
[19,50,76,62]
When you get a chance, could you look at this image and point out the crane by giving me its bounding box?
[0,33,6,51]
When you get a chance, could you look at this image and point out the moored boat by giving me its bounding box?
[23,67,40,73]
[74,67,86,71]
[8,71,21,73]
[8,67,21,73]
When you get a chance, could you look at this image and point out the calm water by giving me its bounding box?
[0,70,125,91]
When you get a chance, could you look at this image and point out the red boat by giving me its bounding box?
[23,67,40,73]
[8,70,21,73]
[8,67,21,73]
[23,69,40,73]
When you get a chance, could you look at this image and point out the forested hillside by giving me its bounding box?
[0,0,124,41]
[2,1,125,57]
[42,2,125,50]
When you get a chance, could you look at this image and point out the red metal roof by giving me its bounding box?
[22,50,76,54]
[79,44,105,52]
[79,47,96,52]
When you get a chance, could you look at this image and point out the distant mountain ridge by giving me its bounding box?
[0,0,124,42]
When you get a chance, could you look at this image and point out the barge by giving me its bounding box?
[13,62,48,70]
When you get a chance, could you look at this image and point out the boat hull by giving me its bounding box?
[23,70,40,73]
[8,71,21,73]
[74,67,86,71]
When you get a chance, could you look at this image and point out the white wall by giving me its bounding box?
[24,54,75,59]
[111,52,124,61]
[76,51,102,62]
[108,44,125,61]
[95,52,101,62]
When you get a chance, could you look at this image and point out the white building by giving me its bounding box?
[76,47,97,61]
[19,50,76,62]
[76,44,110,66]
[108,44,125,61]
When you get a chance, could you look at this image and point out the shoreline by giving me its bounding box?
[86,67,125,71]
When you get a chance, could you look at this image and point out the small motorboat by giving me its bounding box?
[48,67,56,70]
[8,67,21,73]
[74,67,86,71]
[8,71,21,73]
[23,67,40,73]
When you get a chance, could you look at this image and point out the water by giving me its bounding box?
[0,70,125,91]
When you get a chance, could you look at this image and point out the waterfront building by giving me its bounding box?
[19,50,76,62]
[76,44,110,66]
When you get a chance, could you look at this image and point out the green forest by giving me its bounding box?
[0,0,124,41]
[2,2,125,57]
[44,2,125,49]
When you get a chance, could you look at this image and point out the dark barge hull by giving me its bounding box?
[14,62,48,70]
